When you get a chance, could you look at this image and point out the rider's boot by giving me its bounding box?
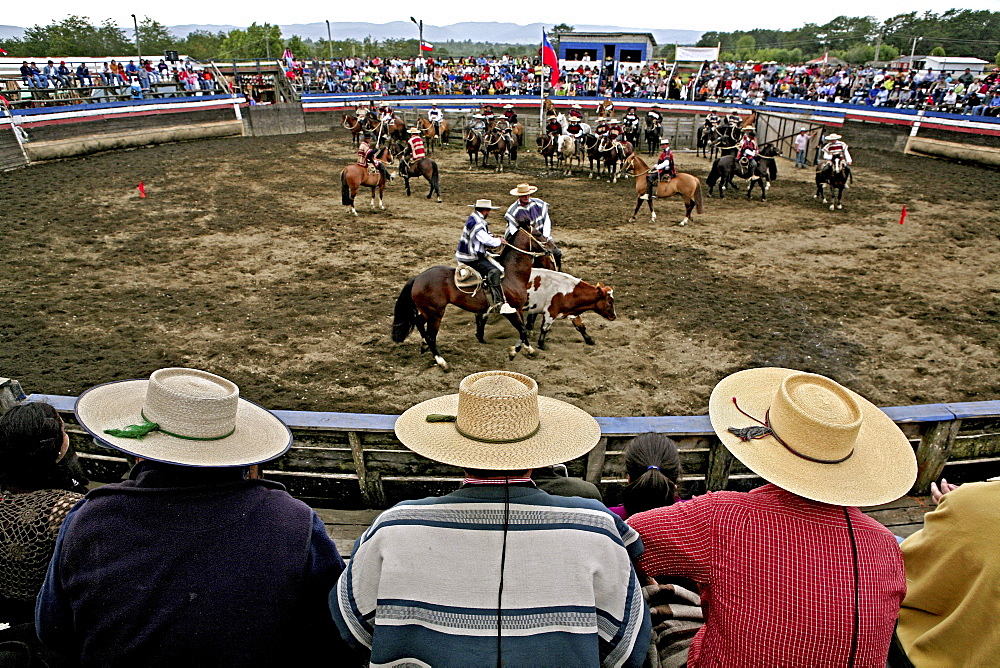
[643,174,657,200]
[378,161,392,182]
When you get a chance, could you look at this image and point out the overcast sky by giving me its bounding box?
[4,1,997,32]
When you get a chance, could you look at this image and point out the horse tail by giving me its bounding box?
[694,179,704,214]
[391,278,418,343]
[341,169,352,206]
[706,162,719,189]
[431,160,440,189]
[768,158,778,181]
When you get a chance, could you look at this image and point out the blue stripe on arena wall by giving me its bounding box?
[11,94,238,117]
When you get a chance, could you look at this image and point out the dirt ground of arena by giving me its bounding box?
[2,126,999,417]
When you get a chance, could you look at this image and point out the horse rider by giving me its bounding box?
[596,94,614,119]
[566,116,586,152]
[379,103,395,126]
[455,199,516,314]
[357,132,392,182]
[607,119,625,143]
[569,103,584,121]
[726,109,742,127]
[402,127,426,172]
[427,103,444,137]
[542,93,556,118]
[502,103,518,126]
[737,128,759,174]
[480,103,496,127]
[469,113,487,141]
[505,183,562,271]
[622,106,640,138]
[646,137,676,199]
[818,133,853,179]
[646,104,662,131]
[705,109,721,129]
[545,114,563,140]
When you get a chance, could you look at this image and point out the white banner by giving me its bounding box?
[675,46,720,62]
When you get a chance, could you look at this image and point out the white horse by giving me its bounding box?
[556,135,582,175]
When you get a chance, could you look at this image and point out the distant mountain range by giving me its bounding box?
[1,22,704,46]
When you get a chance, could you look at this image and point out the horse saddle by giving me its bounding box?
[367,164,378,175]
[455,263,503,290]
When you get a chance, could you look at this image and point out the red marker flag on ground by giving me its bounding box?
[542,30,559,86]
[137,181,146,198]
[899,204,907,225]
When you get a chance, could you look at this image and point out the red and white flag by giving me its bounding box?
[420,41,433,52]
[0,47,8,55]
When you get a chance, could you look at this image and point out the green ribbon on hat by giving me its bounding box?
[425,414,540,444]
[104,412,235,441]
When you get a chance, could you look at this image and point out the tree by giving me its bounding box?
[551,23,574,33]
[930,46,946,57]
[181,31,226,61]
[136,17,177,56]
[285,35,312,60]
[16,15,130,57]
[736,35,756,60]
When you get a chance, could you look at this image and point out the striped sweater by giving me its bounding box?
[331,485,651,667]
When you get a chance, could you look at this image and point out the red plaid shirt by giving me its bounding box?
[628,484,905,667]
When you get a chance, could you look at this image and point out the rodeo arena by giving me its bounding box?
[2,21,1000,667]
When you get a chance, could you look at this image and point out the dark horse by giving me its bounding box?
[644,118,661,156]
[392,142,442,203]
[340,145,392,215]
[536,134,558,172]
[465,130,482,168]
[707,144,778,201]
[815,156,853,210]
[482,129,509,173]
[391,223,546,371]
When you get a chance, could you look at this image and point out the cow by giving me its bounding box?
[474,268,616,350]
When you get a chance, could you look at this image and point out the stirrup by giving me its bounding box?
[499,303,517,315]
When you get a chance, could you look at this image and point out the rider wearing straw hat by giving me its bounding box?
[628,368,917,667]
[331,370,651,667]
[37,368,347,666]
[818,133,853,181]
[596,93,614,119]
[505,183,562,271]
[405,127,425,161]
[455,199,515,314]
[569,102,584,120]
[645,138,675,199]
[502,103,518,126]
[427,102,444,136]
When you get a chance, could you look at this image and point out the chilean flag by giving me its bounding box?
[420,41,434,52]
[0,47,7,55]
[542,30,559,86]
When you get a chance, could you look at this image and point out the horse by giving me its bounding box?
[581,134,602,178]
[417,116,451,151]
[510,122,524,147]
[598,137,633,183]
[341,114,364,146]
[623,117,641,148]
[644,119,661,156]
[697,124,719,159]
[711,124,741,161]
[340,145,393,216]
[465,130,482,168]
[392,142,442,203]
[536,134,559,172]
[376,116,408,142]
[622,154,704,226]
[390,224,546,371]
[493,119,517,167]
[556,135,582,176]
[814,156,852,210]
[482,129,508,172]
[706,145,776,201]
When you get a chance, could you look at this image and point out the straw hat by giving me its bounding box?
[395,371,601,470]
[826,133,842,140]
[660,138,670,144]
[572,103,582,109]
[408,127,421,134]
[708,368,917,506]
[510,183,538,196]
[74,368,292,467]
[503,103,514,109]
[468,199,498,209]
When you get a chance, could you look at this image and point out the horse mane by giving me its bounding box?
[629,153,649,172]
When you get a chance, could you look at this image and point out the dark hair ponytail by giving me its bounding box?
[620,433,682,517]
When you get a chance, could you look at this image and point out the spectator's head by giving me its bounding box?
[620,433,682,515]
[708,368,917,506]
[74,368,292,468]
[394,370,600,475]
[0,402,69,490]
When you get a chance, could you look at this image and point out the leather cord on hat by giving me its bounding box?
[727,397,855,465]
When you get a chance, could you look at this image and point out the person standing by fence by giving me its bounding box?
[794,129,814,169]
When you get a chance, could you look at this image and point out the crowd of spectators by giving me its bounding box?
[283,52,1000,116]
[17,58,221,96]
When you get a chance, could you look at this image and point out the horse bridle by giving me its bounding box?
[500,228,550,258]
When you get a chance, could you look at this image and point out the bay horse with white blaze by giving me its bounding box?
[391,223,545,371]
[340,145,392,216]
[621,154,704,226]
[815,156,852,210]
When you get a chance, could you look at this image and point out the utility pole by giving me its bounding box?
[326,20,333,63]
[910,36,922,62]
[410,17,423,59]
[131,14,142,63]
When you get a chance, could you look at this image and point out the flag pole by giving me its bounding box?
[540,29,545,134]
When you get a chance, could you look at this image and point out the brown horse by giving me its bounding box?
[391,223,546,371]
[598,137,633,183]
[374,116,407,142]
[536,134,558,172]
[391,142,442,203]
[341,114,364,146]
[465,130,482,168]
[417,117,450,150]
[622,153,704,226]
[340,145,392,216]
[482,129,508,173]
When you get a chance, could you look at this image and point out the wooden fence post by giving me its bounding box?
[911,419,962,495]
[585,437,608,485]
[0,378,26,413]
[706,437,734,491]
[348,431,386,508]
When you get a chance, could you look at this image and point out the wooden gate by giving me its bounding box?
[754,111,825,166]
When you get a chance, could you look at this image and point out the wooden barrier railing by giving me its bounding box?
[24,392,1000,509]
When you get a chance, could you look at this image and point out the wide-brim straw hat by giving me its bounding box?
[826,133,842,140]
[468,199,498,209]
[395,371,601,470]
[660,138,670,144]
[510,183,538,196]
[503,104,514,108]
[709,368,917,506]
[408,127,421,134]
[75,368,292,467]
